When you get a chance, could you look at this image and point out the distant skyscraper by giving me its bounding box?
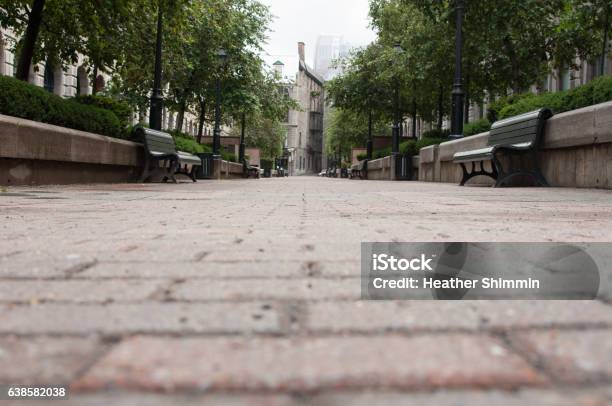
[314,35,352,80]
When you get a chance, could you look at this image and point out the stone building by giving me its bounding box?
[0,28,210,137]
[401,55,612,139]
[277,43,325,176]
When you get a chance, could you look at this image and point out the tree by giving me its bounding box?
[0,0,139,82]
[325,108,390,159]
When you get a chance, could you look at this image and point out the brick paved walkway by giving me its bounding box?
[1,178,612,404]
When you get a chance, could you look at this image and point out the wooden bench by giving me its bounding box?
[452,108,552,187]
[134,127,202,183]
[350,160,367,179]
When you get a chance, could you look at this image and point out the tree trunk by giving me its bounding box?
[503,36,520,93]
[91,65,98,95]
[437,86,443,130]
[15,0,46,81]
[175,99,186,132]
[197,99,206,143]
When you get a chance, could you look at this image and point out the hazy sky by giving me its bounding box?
[260,0,376,76]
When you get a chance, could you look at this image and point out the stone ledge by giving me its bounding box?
[436,101,612,162]
[0,114,142,167]
[420,145,438,164]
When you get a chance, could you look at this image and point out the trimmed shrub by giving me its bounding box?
[221,150,237,162]
[463,118,491,136]
[400,137,449,156]
[167,130,209,154]
[356,152,367,161]
[487,92,536,122]
[422,128,451,138]
[496,75,612,120]
[373,146,391,159]
[73,95,132,128]
[0,75,123,138]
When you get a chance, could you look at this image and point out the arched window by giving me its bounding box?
[43,62,54,93]
[94,74,105,93]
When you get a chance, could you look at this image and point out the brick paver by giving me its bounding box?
[1,178,612,402]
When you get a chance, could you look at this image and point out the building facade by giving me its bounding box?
[277,43,325,176]
[0,28,210,138]
[314,35,352,81]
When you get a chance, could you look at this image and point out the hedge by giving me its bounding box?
[167,130,210,154]
[0,75,123,138]
[74,94,132,128]
[400,137,449,156]
[495,75,612,120]
[463,118,491,136]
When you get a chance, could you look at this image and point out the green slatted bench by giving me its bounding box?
[134,127,202,183]
[452,108,553,187]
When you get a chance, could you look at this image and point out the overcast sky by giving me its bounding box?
[260,0,376,76]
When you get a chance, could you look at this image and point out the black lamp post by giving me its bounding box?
[239,112,246,163]
[392,43,403,155]
[450,0,465,139]
[212,49,228,158]
[366,108,373,160]
[149,3,163,130]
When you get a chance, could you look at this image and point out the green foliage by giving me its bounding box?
[422,128,451,139]
[221,149,237,163]
[260,158,273,169]
[463,118,491,136]
[373,147,392,159]
[325,108,391,158]
[167,130,209,154]
[73,95,132,128]
[487,93,537,122]
[498,75,612,119]
[0,75,122,138]
[399,137,449,156]
[356,152,368,161]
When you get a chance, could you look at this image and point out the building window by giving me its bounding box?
[95,74,105,93]
[43,62,54,93]
[76,66,89,95]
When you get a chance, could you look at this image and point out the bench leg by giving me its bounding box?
[493,151,548,187]
[190,166,198,182]
[163,159,179,183]
[459,161,498,186]
[140,155,152,183]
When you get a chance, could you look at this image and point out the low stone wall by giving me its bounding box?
[213,158,244,179]
[357,155,419,181]
[419,101,612,189]
[0,114,143,185]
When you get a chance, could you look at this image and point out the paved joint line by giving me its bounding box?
[494,330,558,385]
[64,260,99,278]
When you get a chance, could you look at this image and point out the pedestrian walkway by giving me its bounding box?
[1,178,612,404]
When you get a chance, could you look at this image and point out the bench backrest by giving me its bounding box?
[488,108,553,147]
[134,127,177,155]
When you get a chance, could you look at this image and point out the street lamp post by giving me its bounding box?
[366,109,373,160]
[450,0,465,139]
[392,43,403,155]
[149,3,163,130]
[212,49,228,158]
